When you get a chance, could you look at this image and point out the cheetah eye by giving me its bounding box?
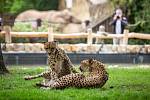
[51,48,55,50]
[45,47,49,50]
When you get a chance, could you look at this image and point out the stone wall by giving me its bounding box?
[2,43,150,54]
[59,0,114,22]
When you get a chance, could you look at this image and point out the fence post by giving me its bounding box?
[48,27,54,42]
[4,26,11,43]
[87,28,93,45]
[123,29,129,45]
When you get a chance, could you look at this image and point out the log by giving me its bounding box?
[48,27,54,42]
[54,33,87,39]
[1,31,150,41]
[123,29,129,45]
[92,33,123,39]
[10,32,48,37]
[129,33,150,40]
[4,26,11,43]
[1,32,88,39]
[87,28,93,45]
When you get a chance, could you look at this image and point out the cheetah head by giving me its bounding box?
[79,59,105,73]
[44,41,58,53]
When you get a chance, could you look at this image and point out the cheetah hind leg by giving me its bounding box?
[35,79,49,86]
[40,87,52,90]
[43,73,85,89]
[36,79,56,89]
[36,71,58,88]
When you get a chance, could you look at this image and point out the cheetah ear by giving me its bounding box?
[41,41,46,44]
[54,40,59,46]
[54,40,59,43]
[89,58,94,64]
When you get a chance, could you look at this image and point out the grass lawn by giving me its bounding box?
[0,65,150,100]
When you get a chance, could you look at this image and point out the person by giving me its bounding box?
[65,0,73,11]
[0,17,2,32]
[81,20,91,32]
[110,8,128,45]
[95,25,107,44]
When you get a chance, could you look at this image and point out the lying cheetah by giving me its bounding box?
[39,59,108,89]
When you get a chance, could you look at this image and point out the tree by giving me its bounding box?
[10,0,59,14]
[0,20,8,74]
[0,37,9,74]
[0,0,14,13]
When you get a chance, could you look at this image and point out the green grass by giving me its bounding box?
[0,66,150,100]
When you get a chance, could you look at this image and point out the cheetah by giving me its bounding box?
[39,59,108,89]
[24,41,77,84]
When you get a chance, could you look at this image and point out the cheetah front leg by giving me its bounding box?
[24,73,44,80]
[24,70,55,80]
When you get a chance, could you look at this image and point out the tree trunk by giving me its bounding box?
[0,43,9,74]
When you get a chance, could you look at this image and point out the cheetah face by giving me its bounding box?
[44,41,58,53]
[79,59,105,73]
[79,59,94,72]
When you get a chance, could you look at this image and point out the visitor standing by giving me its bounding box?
[110,8,128,45]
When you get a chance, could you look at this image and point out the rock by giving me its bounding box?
[111,45,118,53]
[117,45,127,53]
[106,45,114,53]
[139,45,147,54]
[13,43,25,51]
[1,43,6,51]
[90,0,108,4]
[62,23,83,33]
[147,46,150,53]
[87,45,97,53]
[59,44,72,52]
[80,44,88,52]
[2,43,150,54]
[76,44,87,53]
[15,9,81,24]
[70,45,79,53]
[6,44,15,51]
[40,43,45,51]
[32,43,43,53]
[127,45,141,53]
[145,45,150,53]
[24,43,33,52]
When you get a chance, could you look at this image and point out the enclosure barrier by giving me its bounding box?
[0,26,150,45]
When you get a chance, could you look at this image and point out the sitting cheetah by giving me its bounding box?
[39,59,108,89]
[24,41,77,84]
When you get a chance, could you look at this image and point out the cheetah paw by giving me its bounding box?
[24,76,33,80]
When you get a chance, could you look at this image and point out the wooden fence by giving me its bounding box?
[0,26,150,45]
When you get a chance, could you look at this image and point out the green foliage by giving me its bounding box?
[0,0,14,13]
[110,0,150,44]
[12,22,49,32]
[111,0,150,33]
[0,0,59,14]
[129,39,150,45]
[0,66,150,100]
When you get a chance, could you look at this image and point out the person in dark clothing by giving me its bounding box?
[0,17,2,32]
[110,8,128,45]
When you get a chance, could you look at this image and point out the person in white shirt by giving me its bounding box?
[110,8,128,45]
[0,17,2,32]
[65,0,73,11]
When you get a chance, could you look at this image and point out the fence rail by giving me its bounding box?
[0,26,150,45]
